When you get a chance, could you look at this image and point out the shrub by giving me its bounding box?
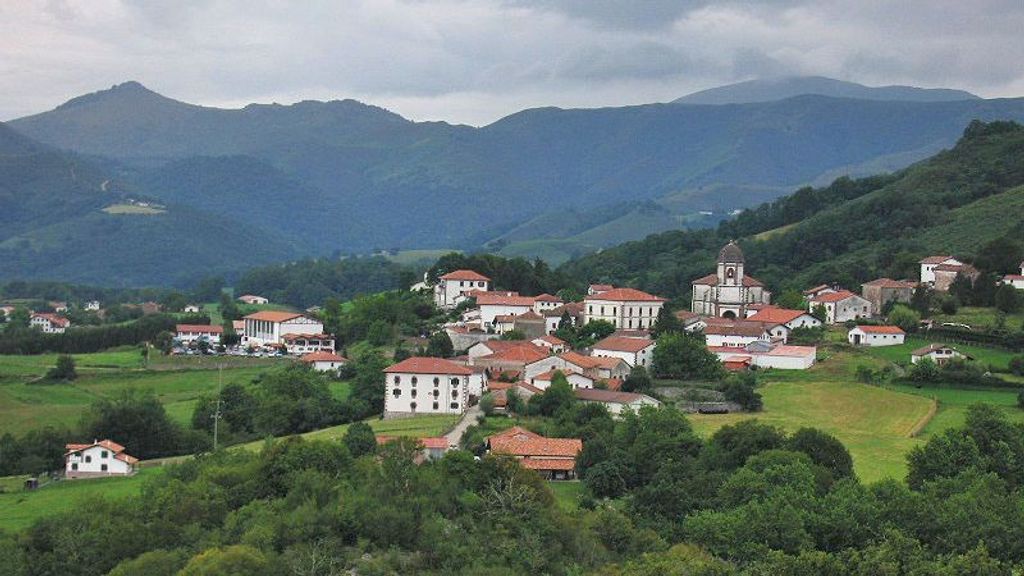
[46,354,77,381]
[1011,356,1024,377]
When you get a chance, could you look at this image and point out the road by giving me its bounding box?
[444,403,482,448]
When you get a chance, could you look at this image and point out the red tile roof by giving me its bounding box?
[532,369,591,382]
[418,437,450,450]
[534,293,562,302]
[559,351,602,369]
[691,273,765,288]
[585,288,666,302]
[851,325,905,335]
[935,263,977,273]
[862,278,915,289]
[384,357,473,375]
[533,335,566,346]
[488,427,582,458]
[519,458,576,471]
[516,311,545,321]
[176,324,224,334]
[809,290,859,303]
[32,313,70,327]
[244,310,304,322]
[704,322,769,337]
[919,255,954,264]
[604,378,623,391]
[300,351,348,363]
[476,293,537,307]
[64,439,129,456]
[440,269,490,281]
[746,308,813,325]
[592,336,655,353]
[481,345,550,365]
[802,284,832,295]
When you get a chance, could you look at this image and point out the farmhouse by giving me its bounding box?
[1002,262,1024,289]
[474,344,551,377]
[847,325,906,347]
[532,293,564,313]
[175,324,223,344]
[710,341,817,370]
[183,304,202,313]
[434,269,490,309]
[560,351,630,380]
[242,311,325,348]
[691,241,772,318]
[582,287,666,330]
[911,343,972,365]
[574,389,661,417]
[30,312,69,334]
[237,294,269,305]
[861,278,916,313]
[486,426,582,480]
[300,351,348,373]
[746,307,822,337]
[591,335,656,368]
[476,292,537,327]
[384,357,472,417]
[807,290,872,324]
[919,256,962,285]
[84,300,101,311]
[530,369,595,390]
[703,321,773,348]
[65,439,138,479]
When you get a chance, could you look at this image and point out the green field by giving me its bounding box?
[0,467,164,533]
[862,335,1019,371]
[883,384,1024,437]
[549,481,584,512]
[930,306,1024,332]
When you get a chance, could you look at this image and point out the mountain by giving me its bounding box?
[8,82,1024,265]
[673,76,980,105]
[0,122,299,286]
[558,120,1024,301]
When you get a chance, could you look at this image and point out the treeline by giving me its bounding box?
[5,404,1024,574]
[0,280,168,306]
[430,252,580,297]
[0,314,178,355]
[234,256,412,309]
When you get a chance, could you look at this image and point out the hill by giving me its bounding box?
[558,120,1024,301]
[8,82,1024,264]
[0,123,299,286]
[674,76,980,105]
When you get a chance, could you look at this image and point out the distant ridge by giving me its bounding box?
[673,76,980,105]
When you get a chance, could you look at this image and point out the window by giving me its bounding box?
[450,402,459,410]
[411,376,418,385]
[393,375,400,384]
[433,377,440,386]
[101,451,108,458]
[478,281,485,287]
[71,463,78,471]
[411,390,417,398]
[432,389,440,397]
[450,378,459,386]
[452,391,458,398]
[101,464,108,472]
[85,455,92,463]
[410,402,417,410]
[392,388,401,397]
[433,402,439,410]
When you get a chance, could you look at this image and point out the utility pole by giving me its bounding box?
[212,363,223,451]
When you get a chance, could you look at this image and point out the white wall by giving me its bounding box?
[848,330,905,347]
[705,334,764,348]
[583,300,663,330]
[385,371,469,416]
[480,304,533,326]
[66,446,132,475]
[435,278,489,309]
[591,343,656,368]
[524,356,569,379]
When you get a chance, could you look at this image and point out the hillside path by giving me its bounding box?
[444,404,482,448]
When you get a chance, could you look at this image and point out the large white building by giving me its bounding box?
[591,335,656,368]
[65,439,138,478]
[847,325,906,347]
[30,313,69,334]
[807,290,872,324]
[582,288,665,330]
[175,324,223,345]
[691,242,772,318]
[710,341,817,370]
[434,269,491,309]
[242,311,325,348]
[476,292,537,327]
[703,321,773,348]
[384,357,472,417]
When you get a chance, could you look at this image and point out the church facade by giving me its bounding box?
[691,241,772,318]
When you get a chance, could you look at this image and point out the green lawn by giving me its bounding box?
[931,306,1024,332]
[883,384,1024,437]
[235,414,461,451]
[0,467,163,533]
[549,481,583,512]
[862,335,1018,372]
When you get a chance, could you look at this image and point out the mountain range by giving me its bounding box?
[3,77,1024,285]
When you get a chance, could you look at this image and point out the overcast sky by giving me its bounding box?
[2,0,1023,126]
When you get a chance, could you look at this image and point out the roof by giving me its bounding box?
[115,452,139,465]
[691,273,766,288]
[863,278,915,289]
[476,293,537,307]
[473,340,543,354]
[481,345,550,365]
[533,369,592,382]
[488,428,582,458]
[440,269,491,282]
[281,332,334,341]
[766,345,817,358]
[592,336,655,353]
[543,302,585,317]
[1004,275,1024,281]
[809,290,859,303]
[589,284,614,292]
[704,322,768,337]
[418,437,450,450]
[559,351,602,369]
[300,351,348,363]
[746,308,813,325]
[533,293,562,302]
[584,288,666,302]
[232,320,245,330]
[244,310,303,322]
[910,343,971,358]
[674,310,701,323]
[533,335,566,346]
[718,241,745,263]
[935,263,978,274]
[515,311,545,321]
[851,325,905,335]
[519,458,577,471]
[919,255,955,264]
[574,389,652,404]
[802,284,832,295]
[604,378,623,391]
[32,313,70,327]
[384,357,473,375]
[176,324,224,334]
[65,439,128,455]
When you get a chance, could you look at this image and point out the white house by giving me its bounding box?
[583,288,666,330]
[746,308,822,331]
[574,389,661,417]
[532,335,568,354]
[911,343,972,365]
[847,325,906,347]
[282,333,336,355]
[237,294,269,305]
[920,256,963,285]
[710,341,817,370]
[559,351,631,380]
[531,293,564,314]
[65,439,138,478]
[300,351,348,373]
[384,357,472,417]
[84,300,101,311]
[434,269,491,309]
[183,304,202,313]
[591,335,656,368]
[30,313,69,334]
[691,242,772,318]
[242,311,325,348]
[703,321,773,348]
[807,290,872,324]
[477,292,537,326]
[530,369,595,390]
[175,324,223,345]
[1003,262,1024,289]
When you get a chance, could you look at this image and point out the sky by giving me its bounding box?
[1,0,1023,126]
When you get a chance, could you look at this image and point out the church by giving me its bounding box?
[691,241,772,318]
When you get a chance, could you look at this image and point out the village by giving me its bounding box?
[27,242,1023,483]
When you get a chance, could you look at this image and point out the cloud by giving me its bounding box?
[0,0,1021,125]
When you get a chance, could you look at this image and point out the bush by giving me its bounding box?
[720,372,763,412]
[46,354,77,381]
[888,305,921,333]
[908,357,940,383]
[479,392,496,416]
[1011,356,1024,377]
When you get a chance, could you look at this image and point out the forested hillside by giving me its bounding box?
[559,121,1024,302]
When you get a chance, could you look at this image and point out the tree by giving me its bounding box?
[154,330,174,355]
[720,372,762,411]
[8,306,30,328]
[479,392,496,416]
[343,421,377,458]
[47,355,77,381]
[500,329,526,341]
[911,284,932,316]
[788,427,854,479]
[994,284,1021,314]
[622,365,653,393]
[426,331,455,357]
[178,545,271,576]
[530,372,575,416]
[192,276,226,303]
[652,332,724,381]
[908,357,940,383]
[888,304,920,332]
[975,236,1024,275]
[1010,356,1024,377]
[1017,388,1024,410]
[81,390,182,459]
[651,307,683,337]
[584,461,627,499]
[776,289,805,310]
[811,304,828,323]
[366,319,393,346]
